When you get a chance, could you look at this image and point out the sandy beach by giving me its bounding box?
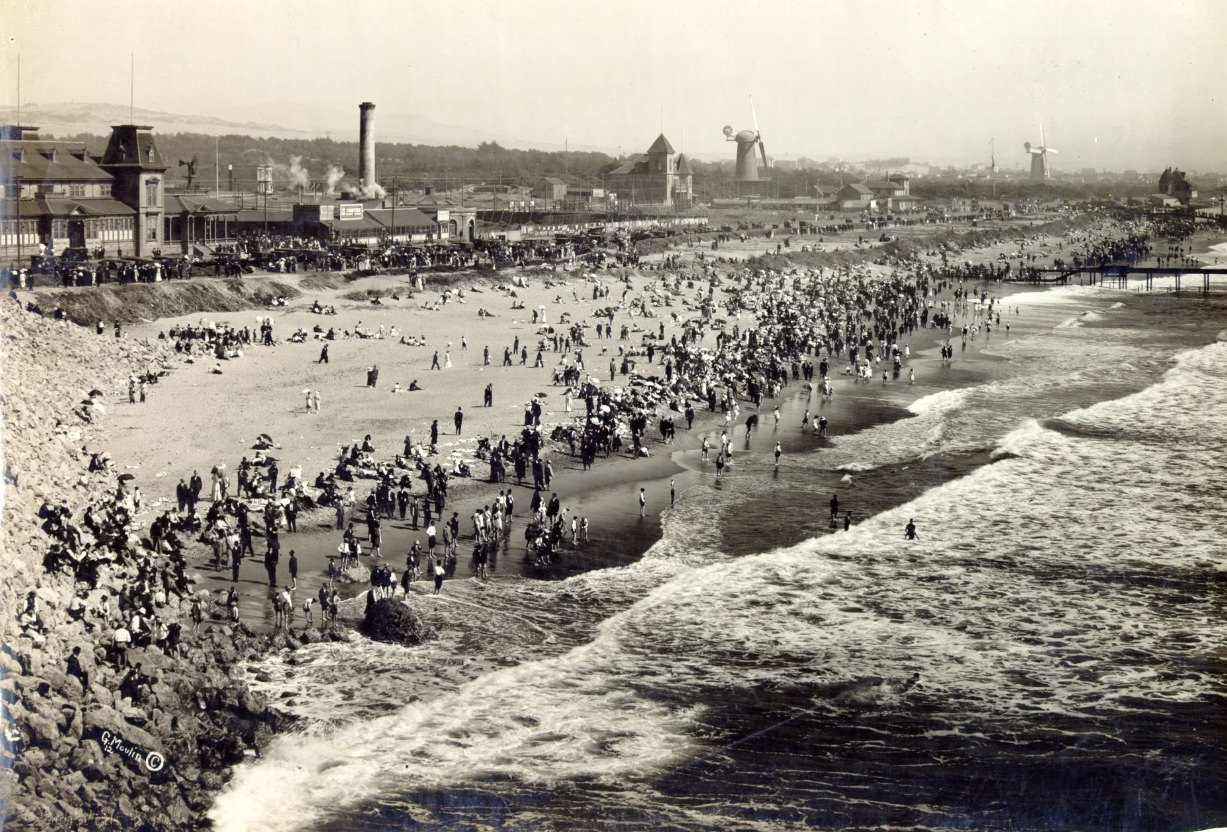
[68,212,1100,629]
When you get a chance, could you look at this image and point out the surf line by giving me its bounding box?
[359,589,557,644]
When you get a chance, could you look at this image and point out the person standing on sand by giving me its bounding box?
[312,390,321,413]
[318,343,329,364]
[454,407,464,435]
[432,558,445,595]
[431,351,441,370]
[431,419,440,447]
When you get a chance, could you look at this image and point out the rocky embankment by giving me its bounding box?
[31,276,305,327]
[0,297,299,830]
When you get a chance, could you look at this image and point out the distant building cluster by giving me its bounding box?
[1,117,474,265]
[833,174,921,212]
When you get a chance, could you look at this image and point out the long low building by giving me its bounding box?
[1,125,146,260]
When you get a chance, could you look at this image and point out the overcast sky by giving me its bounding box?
[4,0,1225,170]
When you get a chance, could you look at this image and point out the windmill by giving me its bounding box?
[1023,124,1057,181]
[178,154,199,189]
[723,96,770,195]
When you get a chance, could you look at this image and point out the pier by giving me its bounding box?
[1012,265,1226,294]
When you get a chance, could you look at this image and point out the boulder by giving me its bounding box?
[22,711,60,748]
[358,598,437,646]
[83,705,160,752]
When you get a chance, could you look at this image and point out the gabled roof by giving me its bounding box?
[164,195,239,214]
[646,134,675,155]
[675,153,694,175]
[841,183,872,195]
[10,197,136,218]
[863,180,902,191]
[609,154,648,176]
[2,140,114,182]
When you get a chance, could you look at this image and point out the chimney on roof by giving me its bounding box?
[358,102,376,192]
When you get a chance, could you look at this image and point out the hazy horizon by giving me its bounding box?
[4,0,1225,171]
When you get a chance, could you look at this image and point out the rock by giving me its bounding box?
[83,705,159,752]
[23,711,60,748]
[358,598,437,646]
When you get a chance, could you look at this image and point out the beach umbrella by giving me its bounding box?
[88,388,104,398]
[256,433,274,446]
[118,473,136,482]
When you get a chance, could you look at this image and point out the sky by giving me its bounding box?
[3,0,1226,171]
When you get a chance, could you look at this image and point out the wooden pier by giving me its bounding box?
[1013,265,1227,294]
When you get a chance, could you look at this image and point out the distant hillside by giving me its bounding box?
[0,101,611,153]
[0,102,320,140]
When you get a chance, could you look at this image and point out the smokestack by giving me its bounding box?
[358,102,376,192]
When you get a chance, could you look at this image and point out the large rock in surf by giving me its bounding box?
[359,597,436,645]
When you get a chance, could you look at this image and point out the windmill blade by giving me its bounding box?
[1045,148,1058,155]
[750,95,760,135]
[758,136,770,174]
[1040,122,1046,148]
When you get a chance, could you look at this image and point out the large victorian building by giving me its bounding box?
[608,134,694,208]
[1,123,185,263]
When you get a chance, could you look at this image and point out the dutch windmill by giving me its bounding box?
[724,96,771,196]
[1024,124,1057,181]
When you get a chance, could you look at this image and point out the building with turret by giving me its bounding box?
[1157,167,1196,205]
[99,125,166,256]
[608,134,693,207]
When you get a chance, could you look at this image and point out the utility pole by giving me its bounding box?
[390,177,397,245]
[15,175,22,272]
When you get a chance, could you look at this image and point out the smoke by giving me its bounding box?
[354,182,386,199]
[284,155,311,190]
[324,165,345,195]
[259,155,314,192]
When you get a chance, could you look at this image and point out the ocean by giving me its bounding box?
[211,281,1227,832]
